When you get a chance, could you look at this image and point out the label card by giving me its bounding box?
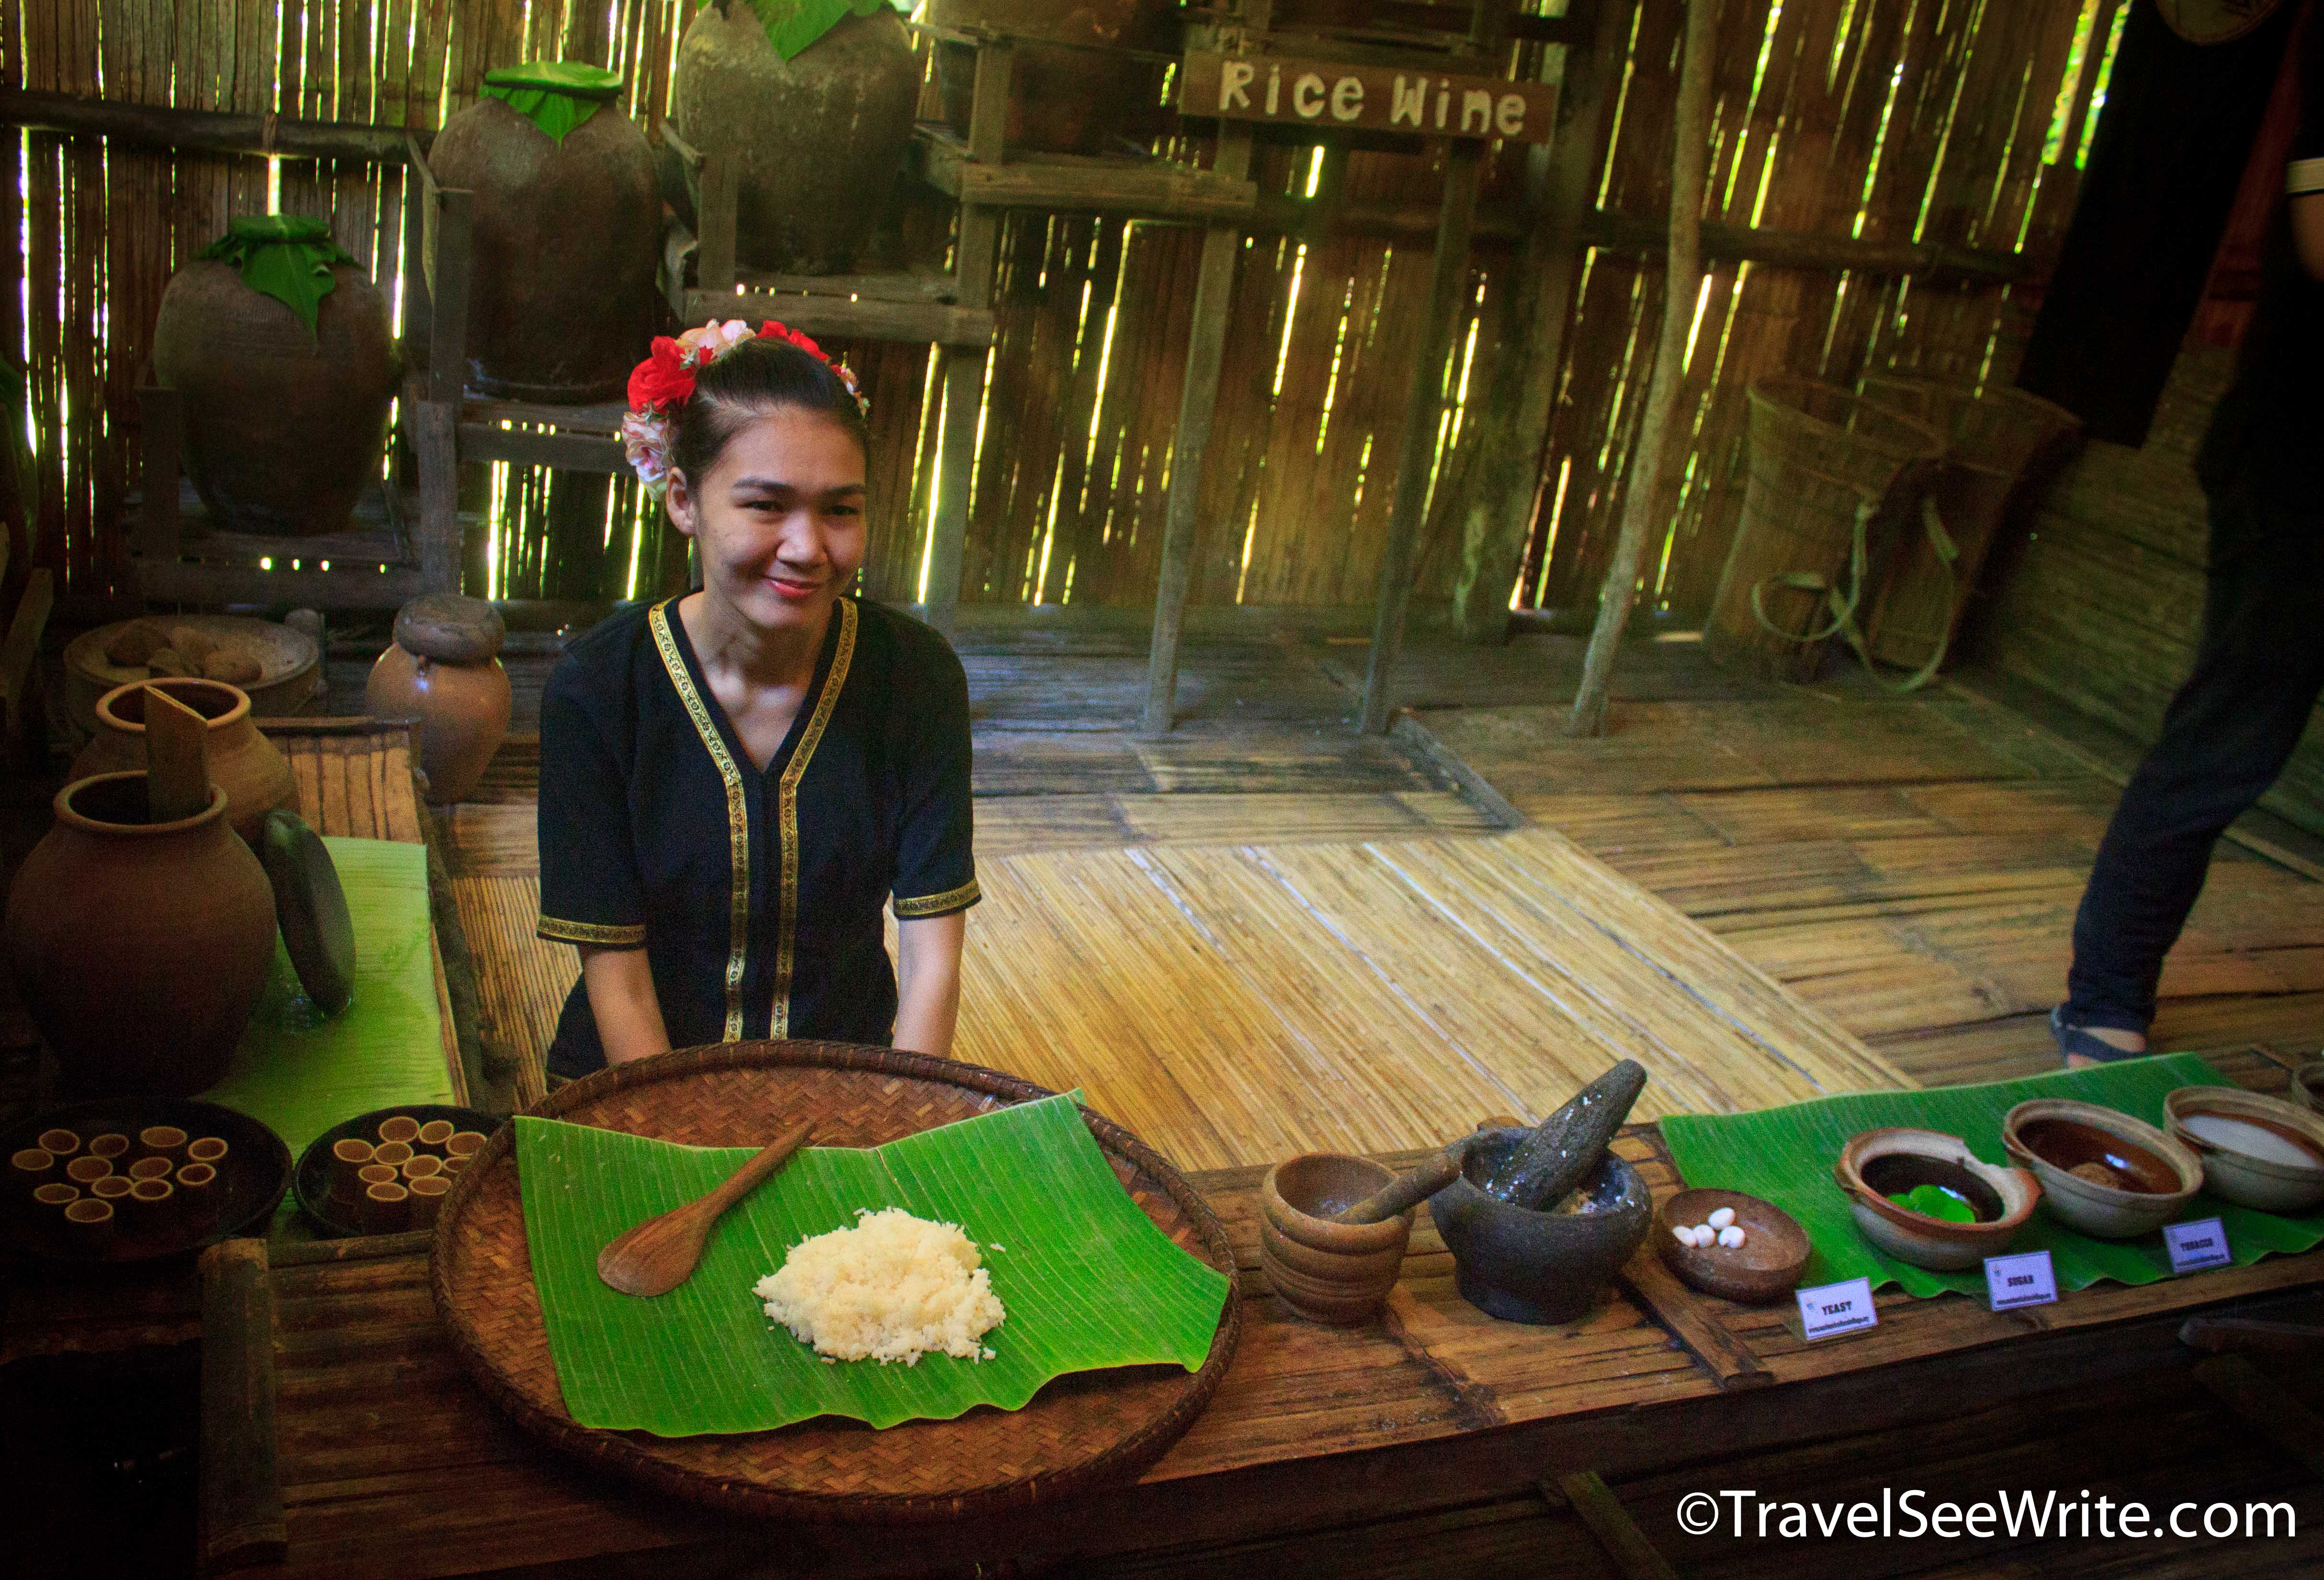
[1983,1249,2060,1312]
[2164,1217,2233,1275]
[1796,1276,1879,1341]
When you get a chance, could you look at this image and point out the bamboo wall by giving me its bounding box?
[5,0,2116,618]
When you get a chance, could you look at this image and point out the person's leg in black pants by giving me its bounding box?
[2063,479,2324,1051]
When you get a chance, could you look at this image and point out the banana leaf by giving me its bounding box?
[1662,1053,2324,1299]
[202,837,451,1163]
[516,1092,1232,1435]
[479,62,621,143]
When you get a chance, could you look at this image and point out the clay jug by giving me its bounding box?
[153,216,399,536]
[671,0,919,274]
[930,0,1173,154]
[365,594,513,805]
[4,773,279,1098]
[70,678,299,844]
[427,65,661,403]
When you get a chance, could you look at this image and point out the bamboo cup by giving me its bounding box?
[360,1181,411,1234]
[65,1155,113,1186]
[329,1139,377,1205]
[440,1154,468,1176]
[372,1141,415,1169]
[88,1132,132,1161]
[415,1120,455,1153]
[406,1174,451,1228]
[377,1115,421,1147]
[10,1148,55,1196]
[127,1156,174,1182]
[36,1128,81,1157]
[138,1125,190,1163]
[33,1182,80,1209]
[446,1132,487,1162]
[126,1177,175,1238]
[187,1136,229,1167]
[90,1176,134,1204]
[401,1154,444,1181]
[176,1162,222,1231]
[62,1197,114,1246]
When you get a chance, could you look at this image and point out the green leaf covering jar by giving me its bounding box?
[671,0,920,275]
[152,215,399,537]
[426,63,661,403]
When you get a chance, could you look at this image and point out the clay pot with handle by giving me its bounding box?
[365,594,513,805]
[3,773,279,1097]
[69,678,299,844]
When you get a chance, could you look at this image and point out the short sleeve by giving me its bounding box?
[890,639,979,920]
[536,660,648,947]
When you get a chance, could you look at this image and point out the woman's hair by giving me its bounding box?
[670,336,870,489]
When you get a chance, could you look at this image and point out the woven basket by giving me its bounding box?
[1704,378,1944,682]
[430,1040,1243,1523]
[1854,376,2083,671]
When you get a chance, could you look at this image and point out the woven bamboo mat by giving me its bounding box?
[455,826,1907,1171]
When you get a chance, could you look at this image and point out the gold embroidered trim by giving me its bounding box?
[650,598,752,1042]
[537,916,648,946]
[893,878,981,919]
[771,599,857,1038]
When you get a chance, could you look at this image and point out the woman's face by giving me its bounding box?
[668,405,866,635]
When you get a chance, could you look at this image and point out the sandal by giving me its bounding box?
[2050,1005,2147,1066]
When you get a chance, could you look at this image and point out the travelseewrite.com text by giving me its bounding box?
[1673,1488,2296,1541]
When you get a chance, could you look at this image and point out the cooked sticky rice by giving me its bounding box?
[754,1207,1004,1365]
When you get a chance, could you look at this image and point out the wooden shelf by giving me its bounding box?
[457,396,629,473]
[679,281,994,348]
[911,126,1257,225]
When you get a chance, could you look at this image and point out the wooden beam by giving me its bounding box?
[407,381,463,596]
[137,560,434,608]
[0,86,414,162]
[198,1239,287,1573]
[424,187,473,405]
[697,149,739,299]
[1565,0,1717,738]
[1550,1471,1681,1580]
[1142,124,1257,734]
[455,422,629,473]
[1356,139,1486,734]
[680,288,994,347]
[914,128,1259,224]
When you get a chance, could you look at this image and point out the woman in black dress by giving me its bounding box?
[535,323,977,1079]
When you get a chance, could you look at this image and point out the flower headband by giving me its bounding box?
[620,319,867,501]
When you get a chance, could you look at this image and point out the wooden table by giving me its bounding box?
[200,1079,2324,1579]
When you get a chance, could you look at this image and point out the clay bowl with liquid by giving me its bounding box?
[2163,1087,2324,1213]
[1834,1128,2039,1271]
[2000,1100,2201,1239]
[1654,1187,1810,1304]
[1257,1153,1414,1326]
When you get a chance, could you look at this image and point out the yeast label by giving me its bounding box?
[2164,1217,2233,1275]
[1982,1249,2059,1312]
[1178,52,1560,145]
[1796,1276,1879,1341]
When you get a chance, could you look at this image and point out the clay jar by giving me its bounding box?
[931,0,1173,154]
[3,773,278,1097]
[365,594,512,805]
[153,220,398,536]
[671,0,920,274]
[70,679,299,844]
[427,70,660,403]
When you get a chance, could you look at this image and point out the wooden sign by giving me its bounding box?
[1178,51,1558,145]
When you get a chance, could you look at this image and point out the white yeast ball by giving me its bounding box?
[1707,1207,1737,1231]
[1717,1225,1747,1248]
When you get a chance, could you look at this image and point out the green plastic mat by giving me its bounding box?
[1661,1054,2324,1299]
[516,1093,1232,1436]
[202,837,451,1165]
[198,214,360,336]
[479,62,621,142]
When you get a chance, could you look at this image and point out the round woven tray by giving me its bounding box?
[430,1041,1243,1523]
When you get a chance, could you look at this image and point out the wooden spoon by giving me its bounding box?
[595,1119,816,1297]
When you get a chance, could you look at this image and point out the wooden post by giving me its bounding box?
[198,1239,287,1572]
[698,148,739,299]
[406,371,462,595]
[1355,140,1485,735]
[1564,0,1717,738]
[1449,3,1612,642]
[1139,125,1254,735]
[923,39,1014,637]
[425,187,472,405]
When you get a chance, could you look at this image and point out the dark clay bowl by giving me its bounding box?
[1,1098,290,1263]
[1432,1128,1653,1325]
[1258,1153,1413,1325]
[1654,1188,1810,1304]
[293,1103,502,1237]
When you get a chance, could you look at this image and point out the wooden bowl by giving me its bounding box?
[2001,1099,2200,1239]
[1835,1128,2038,1271]
[1257,1153,1412,1326]
[2164,1087,2324,1213]
[1654,1188,1809,1303]
[65,615,321,735]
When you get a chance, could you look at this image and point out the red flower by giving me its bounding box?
[627,336,696,412]
[760,321,827,363]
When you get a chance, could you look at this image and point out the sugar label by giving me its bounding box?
[1983,1249,2059,1312]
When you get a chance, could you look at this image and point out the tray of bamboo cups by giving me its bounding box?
[293,1103,500,1237]
[3,1098,288,1262]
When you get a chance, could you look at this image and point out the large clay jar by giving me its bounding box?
[152,215,398,536]
[365,594,513,805]
[671,0,919,274]
[931,0,1173,154]
[427,65,661,403]
[69,678,299,845]
[4,773,278,1098]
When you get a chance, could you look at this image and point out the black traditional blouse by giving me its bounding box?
[535,595,979,1078]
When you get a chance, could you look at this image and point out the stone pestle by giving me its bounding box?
[1485,1060,1649,1211]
